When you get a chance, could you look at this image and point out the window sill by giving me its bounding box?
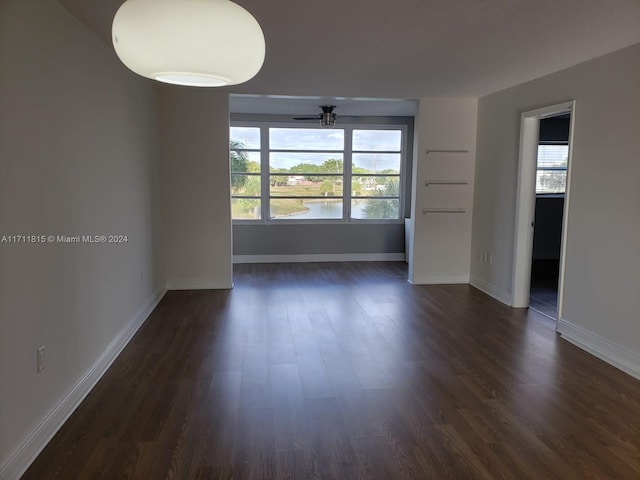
[232,219,405,225]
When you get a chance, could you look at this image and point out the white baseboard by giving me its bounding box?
[0,289,166,480]
[166,279,233,290]
[408,274,470,285]
[469,274,512,305]
[557,318,640,380]
[233,253,406,264]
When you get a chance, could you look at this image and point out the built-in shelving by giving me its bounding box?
[422,208,466,215]
[424,180,468,186]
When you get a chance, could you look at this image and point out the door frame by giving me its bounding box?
[511,101,575,326]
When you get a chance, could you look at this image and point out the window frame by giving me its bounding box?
[230,124,263,220]
[230,121,407,224]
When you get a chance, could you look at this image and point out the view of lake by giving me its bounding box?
[274,199,367,219]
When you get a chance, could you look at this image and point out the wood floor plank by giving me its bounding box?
[195,371,242,467]
[274,450,320,480]
[270,364,308,452]
[20,262,640,480]
[233,407,275,480]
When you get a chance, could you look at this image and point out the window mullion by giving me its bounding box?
[261,126,270,222]
[344,126,353,221]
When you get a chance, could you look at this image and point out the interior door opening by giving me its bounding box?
[511,101,575,329]
[528,114,570,319]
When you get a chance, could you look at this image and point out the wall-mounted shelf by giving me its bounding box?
[424,180,468,186]
[422,208,466,215]
[426,149,469,155]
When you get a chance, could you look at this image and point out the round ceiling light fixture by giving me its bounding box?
[112,0,265,87]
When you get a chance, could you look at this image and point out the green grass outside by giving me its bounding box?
[231,198,312,219]
[232,178,397,219]
[270,182,392,197]
[270,183,343,197]
[270,198,310,217]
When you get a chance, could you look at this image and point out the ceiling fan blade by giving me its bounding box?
[292,116,321,120]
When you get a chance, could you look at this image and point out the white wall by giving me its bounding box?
[0,0,163,476]
[471,43,640,376]
[158,87,233,290]
[409,98,477,284]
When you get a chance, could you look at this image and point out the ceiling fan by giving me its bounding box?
[293,105,337,128]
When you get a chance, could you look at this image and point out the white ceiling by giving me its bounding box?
[60,0,640,113]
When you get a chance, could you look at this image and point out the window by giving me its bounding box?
[351,129,402,219]
[536,143,568,194]
[269,128,344,220]
[230,127,262,219]
[230,123,405,222]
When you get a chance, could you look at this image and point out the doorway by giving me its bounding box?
[528,114,570,318]
[511,101,575,326]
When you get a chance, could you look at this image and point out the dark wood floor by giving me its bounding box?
[23,262,640,479]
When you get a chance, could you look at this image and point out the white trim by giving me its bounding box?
[469,275,512,305]
[557,318,640,380]
[166,279,234,290]
[555,106,576,325]
[408,274,470,285]
[233,253,406,264]
[511,115,540,307]
[520,102,574,119]
[0,289,167,480]
[512,101,575,309]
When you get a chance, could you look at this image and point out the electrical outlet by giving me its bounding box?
[37,346,45,373]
